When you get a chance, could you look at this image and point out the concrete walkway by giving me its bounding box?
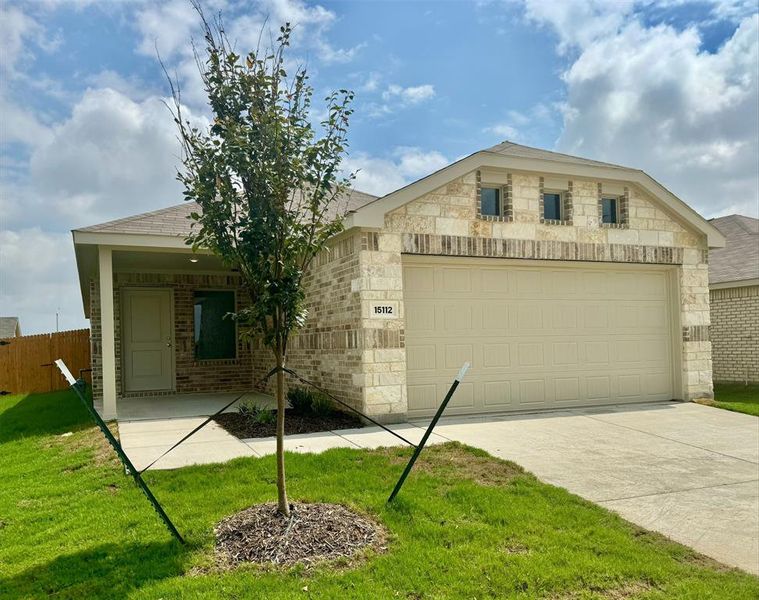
[117,401,758,574]
[118,417,446,471]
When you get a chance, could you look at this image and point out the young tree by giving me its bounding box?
[169,12,354,516]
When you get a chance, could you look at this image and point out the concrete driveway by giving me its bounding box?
[420,402,759,574]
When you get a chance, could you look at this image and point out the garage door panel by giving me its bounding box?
[406,344,436,371]
[555,377,580,402]
[587,376,611,400]
[442,304,472,330]
[553,341,578,365]
[407,384,438,411]
[517,304,544,329]
[441,268,472,293]
[449,381,475,409]
[517,343,544,367]
[405,304,435,332]
[483,381,512,407]
[483,343,510,368]
[404,259,675,417]
[518,379,546,406]
[514,270,544,296]
[481,269,510,294]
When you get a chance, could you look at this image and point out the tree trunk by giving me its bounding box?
[274,346,290,516]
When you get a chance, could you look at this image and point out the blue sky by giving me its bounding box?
[1,0,758,334]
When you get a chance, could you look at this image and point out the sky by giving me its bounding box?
[1,0,758,335]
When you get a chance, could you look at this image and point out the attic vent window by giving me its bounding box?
[476,171,513,222]
[601,197,618,224]
[480,187,501,216]
[597,184,630,229]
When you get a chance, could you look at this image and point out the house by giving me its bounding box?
[707,215,759,384]
[0,317,21,339]
[73,141,724,421]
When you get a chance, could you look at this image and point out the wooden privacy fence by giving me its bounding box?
[0,328,91,394]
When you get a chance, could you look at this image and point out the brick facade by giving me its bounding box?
[710,285,759,383]
[89,167,715,418]
[90,272,254,404]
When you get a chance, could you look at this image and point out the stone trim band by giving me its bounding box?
[401,233,685,265]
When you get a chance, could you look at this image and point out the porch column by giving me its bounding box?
[98,246,117,419]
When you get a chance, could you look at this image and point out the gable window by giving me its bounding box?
[543,192,563,221]
[193,290,236,360]
[601,197,618,224]
[480,187,501,217]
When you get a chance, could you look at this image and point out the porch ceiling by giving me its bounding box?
[112,249,228,272]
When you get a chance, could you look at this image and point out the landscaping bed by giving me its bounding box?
[214,408,363,439]
[215,502,386,566]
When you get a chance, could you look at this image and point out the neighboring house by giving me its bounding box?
[73,141,725,420]
[0,317,21,339]
[708,215,759,384]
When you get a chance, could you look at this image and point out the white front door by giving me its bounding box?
[122,289,174,392]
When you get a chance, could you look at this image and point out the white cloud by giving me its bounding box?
[367,83,436,117]
[0,228,86,334]
[382,84,436,104]
[523,2,759,218]
[343,147,449,196]
[0,94,52,148]
[21,88,204,229]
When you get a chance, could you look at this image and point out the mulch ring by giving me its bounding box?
[214,409,363,439]
[215,502,387,567]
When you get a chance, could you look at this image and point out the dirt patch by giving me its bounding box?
[551,581,655,599]
[215,502,386,567]
[381,442,525,487]
[44,422,120,469]
[214,408,363,439]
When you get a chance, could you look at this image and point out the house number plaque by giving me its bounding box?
[369,301,398,319]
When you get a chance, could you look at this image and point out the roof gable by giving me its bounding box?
[348,142,724,248]
[709,214,759,285]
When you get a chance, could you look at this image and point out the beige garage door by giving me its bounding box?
[404,257,676,417]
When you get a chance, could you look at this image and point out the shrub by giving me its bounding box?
[310,392,334,417]
[287,387,313,415]
[238,400,276,425]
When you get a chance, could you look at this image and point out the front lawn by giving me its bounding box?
[698,383,759,417]
[1,391,757,599]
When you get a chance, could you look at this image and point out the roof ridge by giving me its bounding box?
[485,140,635,170]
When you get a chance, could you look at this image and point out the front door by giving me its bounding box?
[122,289,174,392]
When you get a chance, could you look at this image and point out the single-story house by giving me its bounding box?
[73,141,724,421]
[0,317,22,339]
[707,214,759,384]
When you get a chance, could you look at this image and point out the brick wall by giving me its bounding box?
[710,285,759,383]
[251,232,365,412]
[90,272,254,404]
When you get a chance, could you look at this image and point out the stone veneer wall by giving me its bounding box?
[709,285,759,383]
[368,170,714,407]
[90,272,254,404]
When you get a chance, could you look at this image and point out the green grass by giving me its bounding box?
[1,391,757,599]
[698,383,759,416]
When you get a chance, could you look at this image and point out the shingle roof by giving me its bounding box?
[708,214,759,285]
[484,141,634,171]
[0,317,20,339]
[75,189,378,236]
